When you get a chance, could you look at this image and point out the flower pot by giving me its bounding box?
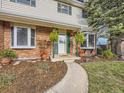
[0,58,12,65]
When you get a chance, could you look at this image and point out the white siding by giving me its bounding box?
[1,0,88,27]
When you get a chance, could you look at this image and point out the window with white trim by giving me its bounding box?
[58,3,72,15]
[10,0,36,7]
[81,33,95,49]
[77,0,84,3]
[11,26,36,48]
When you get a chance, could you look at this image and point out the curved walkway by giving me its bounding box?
[44,60,88,93]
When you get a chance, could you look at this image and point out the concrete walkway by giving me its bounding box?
[44,60,88,93]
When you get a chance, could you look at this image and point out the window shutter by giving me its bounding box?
[10,0,15,2]
[58,3,61,13]
[31,0,36,7]
[69,6,72,15]
[67,32,70,54]
[11,27,14,46]
[31,29,35,46]
[54,42,58,54]
[82,10,87,18]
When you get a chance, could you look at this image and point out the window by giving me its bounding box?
[82,10,88,18]
[11,26,36,48]
[58,3,72,15]
[10,0,36,7]
[81,33,95,49]
[77,0,84,3]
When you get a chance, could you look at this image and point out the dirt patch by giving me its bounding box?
[0,61,67,93]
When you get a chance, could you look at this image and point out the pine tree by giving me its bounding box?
[85,0,124,36]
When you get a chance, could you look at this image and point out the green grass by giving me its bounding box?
[81,62,124,93]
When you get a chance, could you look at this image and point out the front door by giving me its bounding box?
[58,35,67,54]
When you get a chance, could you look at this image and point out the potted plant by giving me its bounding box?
[0,49,16,65]
[40,40,50,61]
[75,32,85,56]
[49,27,59,58]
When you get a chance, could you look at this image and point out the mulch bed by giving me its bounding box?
[0,61,67,93]
[75,56,124,64]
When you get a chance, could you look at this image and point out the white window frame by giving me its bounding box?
[11,26,36,49]
[58,3,72,15]
[10,0,36,7]
[81,32,96,49]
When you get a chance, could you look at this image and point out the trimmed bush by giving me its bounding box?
[0,49,16,59]
[102,50,114,59]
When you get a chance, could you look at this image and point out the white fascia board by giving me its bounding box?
[0,8,82,29]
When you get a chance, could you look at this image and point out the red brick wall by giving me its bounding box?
[0,21,4,51]
[3,23,52,58]
[3,22,11,49]
[14,27,51,58]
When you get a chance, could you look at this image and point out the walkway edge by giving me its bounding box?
[44,60,89,93]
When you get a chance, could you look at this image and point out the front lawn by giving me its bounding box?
[0,61,67,93]
[81,62,124,93]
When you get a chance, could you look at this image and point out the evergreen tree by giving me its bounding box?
[85,0,124,36]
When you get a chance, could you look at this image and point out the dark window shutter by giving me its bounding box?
[10,0,15,2]
[11,27,14,46]
[82,10,87,18]
[58,3,61,13]
[31,29,35,46]
[69,6,72,15]
[67,32,70,54]
[31,0,36,7]
[54,42,58,54]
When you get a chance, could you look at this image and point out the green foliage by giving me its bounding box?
[38,63,49,71]
[85,0,124,36]
[109,23,124,35]
[49,27,59,58]
[49,27,59,42]
[102,50,114,59]
[0,74,16,89]
[75,32,85,44]
[0,49,16,59]
[82,62,124,93]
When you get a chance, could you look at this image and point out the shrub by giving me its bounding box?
[102,50,114,59]
[38,63,50,71]
[0,49,16,59]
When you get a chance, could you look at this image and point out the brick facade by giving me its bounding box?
[14,27,51,58]
[0,21,4,51]
[2,21,95,59]
[3,22,51,58]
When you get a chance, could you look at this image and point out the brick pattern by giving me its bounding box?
[3,22,11,49]
[3,24,51,58]
[2,22,96,58]
[14,27,51,58]
[0,21,4,51]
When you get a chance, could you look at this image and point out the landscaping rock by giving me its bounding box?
[0,58,12,65]
[31,61,37,63]
[13,61,21,66]
[0,65,2,69]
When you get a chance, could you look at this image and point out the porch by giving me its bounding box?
[50,55,81,62]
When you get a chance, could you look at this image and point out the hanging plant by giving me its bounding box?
[49,27,59,58]
[75,32,85,56]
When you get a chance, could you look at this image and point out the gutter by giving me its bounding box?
[54,0,86,9]
[0,8,82,29]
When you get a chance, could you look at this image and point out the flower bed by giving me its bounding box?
[0,60,67,93]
